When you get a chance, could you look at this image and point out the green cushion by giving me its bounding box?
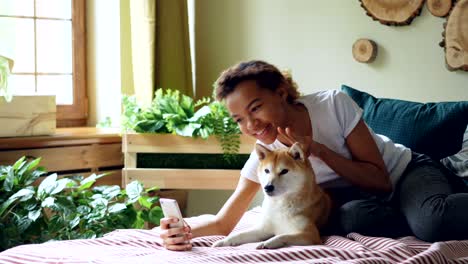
[341,85,468,160]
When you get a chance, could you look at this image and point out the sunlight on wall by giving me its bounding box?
[87,0,121,127]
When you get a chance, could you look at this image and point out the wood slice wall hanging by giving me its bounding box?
[360,0,425,26]
[352,39,378,63]
[427,0,453,17]
[440,0,468,71]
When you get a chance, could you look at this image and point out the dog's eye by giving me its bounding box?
[279,169,289,175]
[264,168,270,174]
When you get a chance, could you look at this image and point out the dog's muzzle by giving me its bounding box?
[264,184,275,195]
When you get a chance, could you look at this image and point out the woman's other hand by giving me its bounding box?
[277,127,322,157]
[159,217,193,251]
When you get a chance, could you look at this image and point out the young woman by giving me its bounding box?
[159,60,468,251]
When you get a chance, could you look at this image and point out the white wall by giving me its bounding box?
[187,0,468,216]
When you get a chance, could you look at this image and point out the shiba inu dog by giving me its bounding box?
[213,142,331,249]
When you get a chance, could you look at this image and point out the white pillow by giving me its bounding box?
[440,125,468,177]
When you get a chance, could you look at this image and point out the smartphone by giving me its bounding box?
[159,198,184,229]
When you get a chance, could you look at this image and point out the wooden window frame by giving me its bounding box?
[57,0,88,127]
[1,0,87,127]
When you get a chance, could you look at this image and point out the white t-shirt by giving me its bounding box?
[240,90,412,189]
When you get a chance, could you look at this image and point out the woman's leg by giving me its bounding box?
[398,153,468,242]
[325,187,411,237]
[339,198,411,238]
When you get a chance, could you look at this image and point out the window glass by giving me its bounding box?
[37,75,73,104]
[36,19,72,73]
[36,0,71,19]
[0,0,34,16]
[0,17,35,73]
[8,75,35,94]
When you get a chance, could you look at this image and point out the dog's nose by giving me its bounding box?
[264,184,275,194]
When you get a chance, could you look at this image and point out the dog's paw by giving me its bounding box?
[256,239,285,249]
[212,238,236,248]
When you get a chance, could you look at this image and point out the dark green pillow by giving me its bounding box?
[341,85,468,160]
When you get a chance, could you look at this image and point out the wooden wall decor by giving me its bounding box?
[352,39,378,63]
[439,0,468,71]
[427,0,453,17]
[359,0,425,26]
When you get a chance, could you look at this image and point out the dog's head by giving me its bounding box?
[255,142,314,197]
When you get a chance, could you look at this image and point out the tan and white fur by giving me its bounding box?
[213,142,332,249]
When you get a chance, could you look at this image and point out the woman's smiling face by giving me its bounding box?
[225,80,288,144]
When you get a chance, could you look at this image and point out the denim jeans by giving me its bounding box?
[322,152,468,242]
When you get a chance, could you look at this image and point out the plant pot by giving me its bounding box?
[122,133,256,189]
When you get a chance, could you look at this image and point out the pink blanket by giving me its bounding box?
[1,208,467,264]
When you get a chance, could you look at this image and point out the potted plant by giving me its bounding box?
[0,156,163,251]
[121,89,255,193]
[0,55,14,102]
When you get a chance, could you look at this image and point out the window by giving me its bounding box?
[0,0,87,127]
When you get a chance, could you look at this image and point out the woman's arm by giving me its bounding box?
[159,176,260,251]
[191,177,260,237]
[279,120,391,194]
[318,119,391,193]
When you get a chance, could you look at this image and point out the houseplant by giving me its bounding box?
[0,55,14,102]
[120,88,256,192]
[0,156,163,251]
[122,88,244,160]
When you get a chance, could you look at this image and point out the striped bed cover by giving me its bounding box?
[1,208,467,264]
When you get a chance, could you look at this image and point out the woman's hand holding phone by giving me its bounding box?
[159,198,193,251]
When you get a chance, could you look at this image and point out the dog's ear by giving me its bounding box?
[255,143,271,160]
[288,142,305,161]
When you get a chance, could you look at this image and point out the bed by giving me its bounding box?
[1,207,467,264]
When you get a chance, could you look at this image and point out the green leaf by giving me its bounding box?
[41,197,55,208]
[28,209,42,221]
[0,197,16,217]
[126,181,143,203]
[147,197,159,204]
[175,123,201,137]
[69,215,80,229]
[80,230,96,239]
[138,196,152,209]
[179,94,194,117]
[48,215,64,234]
[37,173,58,198]
[108,203,127,213]
[90,197,108,209]
[135,120,165,132]
[78,174,97,191]
[101,185,121,200]
[145,186,159,193]
[10,188,35,202]
[53,197,76,215]
[77,205,91,215]
[25,168,47,185]
[25,157,41,171]
[3,167,15,192]
[149,206,164,225]
[139,209,149,222]
[188,105,211,122]
[49,178,72,195]
[12,156,26,170]
[133,211,145,229]
[15,216,32,233]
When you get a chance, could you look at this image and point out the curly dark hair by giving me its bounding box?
[214,60,300,103]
